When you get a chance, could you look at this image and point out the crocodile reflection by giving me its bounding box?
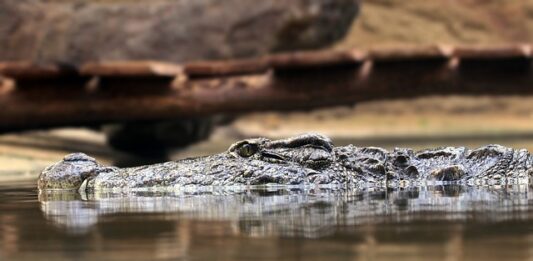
[39,185,532,238]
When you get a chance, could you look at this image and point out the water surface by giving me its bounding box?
[2,181,533,260]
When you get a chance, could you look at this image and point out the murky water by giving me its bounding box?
[2,181,533,261]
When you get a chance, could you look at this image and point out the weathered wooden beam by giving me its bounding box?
[0,62,531,132]
[453,45,531,59]
[269,49,366,69]
[368,45,452,61]
[183,49,366,77]
[0,62,77,79]
[0,45,531,132]
[80,61,183,77]
[184,58,270,78]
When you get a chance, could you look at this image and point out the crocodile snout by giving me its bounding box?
[38,153,101,190]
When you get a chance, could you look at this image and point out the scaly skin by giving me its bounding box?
[37,134,533,191]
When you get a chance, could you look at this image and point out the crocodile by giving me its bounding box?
[37,133,533,191]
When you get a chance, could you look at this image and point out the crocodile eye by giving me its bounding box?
[238,144,258,157]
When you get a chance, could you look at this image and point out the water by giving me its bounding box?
[2,181,533,260]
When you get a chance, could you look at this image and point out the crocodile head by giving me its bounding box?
[38,153,102,190]
[38,134,341,191]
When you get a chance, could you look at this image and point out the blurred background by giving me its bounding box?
[0,0,532,182]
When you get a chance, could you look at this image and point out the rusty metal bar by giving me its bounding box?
[0,45,531,132]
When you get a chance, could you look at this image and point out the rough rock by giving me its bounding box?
[0,0,360,64]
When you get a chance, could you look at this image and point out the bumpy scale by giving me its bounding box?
[38,134,533,191]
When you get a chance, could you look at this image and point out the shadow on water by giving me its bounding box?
[3,182,533,260]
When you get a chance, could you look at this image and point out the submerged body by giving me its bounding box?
[38,134,533,191]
